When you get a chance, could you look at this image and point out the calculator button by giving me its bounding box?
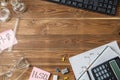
[97,68,100,71]
[107,68,110,70]
[93,69,97,73]
[99,66,102,70]
[103,75,106,78]
[105,64,108,67]
[101,76,104,79]
[102,65,105,68]
[102,71,104,74]
[106,73,109,77]
[96,73,99,77]
[112,77,115,79]
[109,72,112,75]
[97,77,101,80]
[99,72,102,75]
[104,69,107,73]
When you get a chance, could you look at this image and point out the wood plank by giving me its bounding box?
[1,19,120,35]
[11,35,120,50]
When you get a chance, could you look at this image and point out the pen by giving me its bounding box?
[77,46,108,80]
[87,71,92,80]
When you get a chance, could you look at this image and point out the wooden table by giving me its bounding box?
[0,0,120,80]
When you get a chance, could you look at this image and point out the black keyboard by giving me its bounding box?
[48,0,119,15]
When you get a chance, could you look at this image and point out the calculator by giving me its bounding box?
[91,57,120,80]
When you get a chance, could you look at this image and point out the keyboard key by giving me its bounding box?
[52,0,60,2]
[104,0,109,3]
[103,4,107,8]
[72,2,77,6]
[106,9,111,14]
[61,0,66,4]
[98,3,103,7]
[109,0,113,4]
[77,0,84,3]
[97,7,103,12]
[108,5,112,9]
[88,5,93,9]
[99,0,104,2]
[77,3,83,8]
[89,0,94,5]
[93,6,97,11]
[83,0,89,4]
[113,0,118,5]
[66,0,72,5]
[83,4,88,9]
[93,2,98,6]
[111,7,116,15]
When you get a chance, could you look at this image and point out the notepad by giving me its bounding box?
[0,29,17,51]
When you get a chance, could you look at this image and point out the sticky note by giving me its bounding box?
[0,29,17,51]
[29,67,50,80]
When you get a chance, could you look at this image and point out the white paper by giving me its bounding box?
[69,41,120,80]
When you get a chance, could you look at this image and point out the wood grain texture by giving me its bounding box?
[0,0,120,80]
[1,19,120,35]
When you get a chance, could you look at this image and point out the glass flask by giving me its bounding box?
[0,52,30,80]
[1,0,8,7]
[10,0,27,13]
[0,7,11,22]
[0,0,11,22]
